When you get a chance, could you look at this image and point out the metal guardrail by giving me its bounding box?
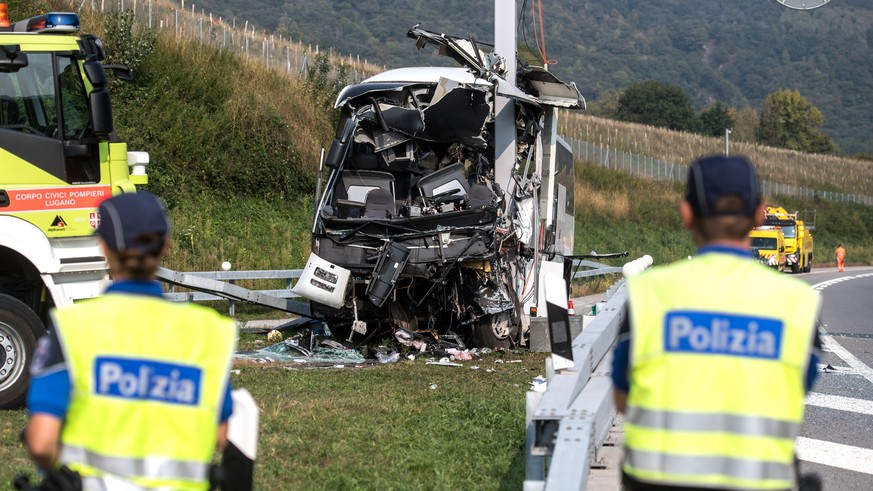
[524,279,629,491]
[162,269,302,303]
[162,260,621,308]
[158,267,308,316]
[573,260,623,279]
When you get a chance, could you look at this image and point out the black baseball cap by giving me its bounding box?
[96,191,169,255]
[685,155,761,217]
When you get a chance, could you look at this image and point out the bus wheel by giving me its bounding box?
[472,310,518,349]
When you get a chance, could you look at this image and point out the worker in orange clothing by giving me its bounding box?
[835,243,846,272]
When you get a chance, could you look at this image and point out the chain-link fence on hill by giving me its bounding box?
[78,0,381,83]
[565,137,873,206]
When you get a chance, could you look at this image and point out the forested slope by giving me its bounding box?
[194,0,873,155]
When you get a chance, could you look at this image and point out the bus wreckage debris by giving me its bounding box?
[298,24,584,348]
[235,327,501,366]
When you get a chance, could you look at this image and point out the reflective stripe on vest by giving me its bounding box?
[81,474,182,491]
[626,407,801,438]
[625,448,794,483]
[61,444,208,481]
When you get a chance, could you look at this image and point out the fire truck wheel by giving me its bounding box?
[0,294,45,409]
[472,311,517,349]
[791,263,801,274]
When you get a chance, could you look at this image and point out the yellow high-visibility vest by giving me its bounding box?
[624,251,820,490]
[53,293,237,491]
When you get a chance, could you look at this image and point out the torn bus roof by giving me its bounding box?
[519,66,586,109]
[405,24,585,109]
[406,25,496,77]
[337,67,540,108]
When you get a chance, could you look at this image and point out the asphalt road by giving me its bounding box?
[797,265,873,489]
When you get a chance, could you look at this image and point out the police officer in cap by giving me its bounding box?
[24,192,237,491]
[612,156,822,491]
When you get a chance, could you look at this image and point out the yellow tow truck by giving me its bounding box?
[749,226,786,271]
[763,206,814,274]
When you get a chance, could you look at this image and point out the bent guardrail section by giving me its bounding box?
[157,267,312,316]
[524,279,628,491]
[160,260,621,308]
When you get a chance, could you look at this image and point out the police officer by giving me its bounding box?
[612,156,822,491]
[24,192,237,491]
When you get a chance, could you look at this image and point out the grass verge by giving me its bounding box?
[163,193,315,274]
[0,351,548,490]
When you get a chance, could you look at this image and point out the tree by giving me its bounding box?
[758,89,836,154]
[615,81,699,132]
[698,102,734,137]
[587,91,621,118]
[730,107,760,144]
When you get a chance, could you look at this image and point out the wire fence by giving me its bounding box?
[565,137,873,206]
[77,0,381,83]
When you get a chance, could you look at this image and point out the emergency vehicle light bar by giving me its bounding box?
[763,217,795,227]
[14,12,80,33]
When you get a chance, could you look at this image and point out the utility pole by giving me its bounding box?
[493,0,517,206]
[724,128,731,157]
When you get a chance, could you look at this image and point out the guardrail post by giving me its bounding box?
[228,279,236,316]
[525,391,546,482]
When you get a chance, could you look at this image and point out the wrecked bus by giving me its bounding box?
[293,26,584,347]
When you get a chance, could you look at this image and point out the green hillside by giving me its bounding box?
[573,162,873,269]
[194,0,873,155]
[63,1,867,272]
[15,0,867,273]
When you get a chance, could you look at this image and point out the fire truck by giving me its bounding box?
[0,9,147,407]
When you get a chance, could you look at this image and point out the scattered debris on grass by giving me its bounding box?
[236,326,534,370]
[426,357,463,367]
[235,329,367,366]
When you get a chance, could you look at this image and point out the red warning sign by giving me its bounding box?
[3,186,111,212]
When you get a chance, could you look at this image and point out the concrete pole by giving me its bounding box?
[494,0,517,205]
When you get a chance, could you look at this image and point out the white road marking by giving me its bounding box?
[796,437,873,475]
[812,272,873,290]
[812,277,855,290]
[806,392,873,416]
[799,277,873,473]
[810,278,873,386]
[818,331,873,386]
